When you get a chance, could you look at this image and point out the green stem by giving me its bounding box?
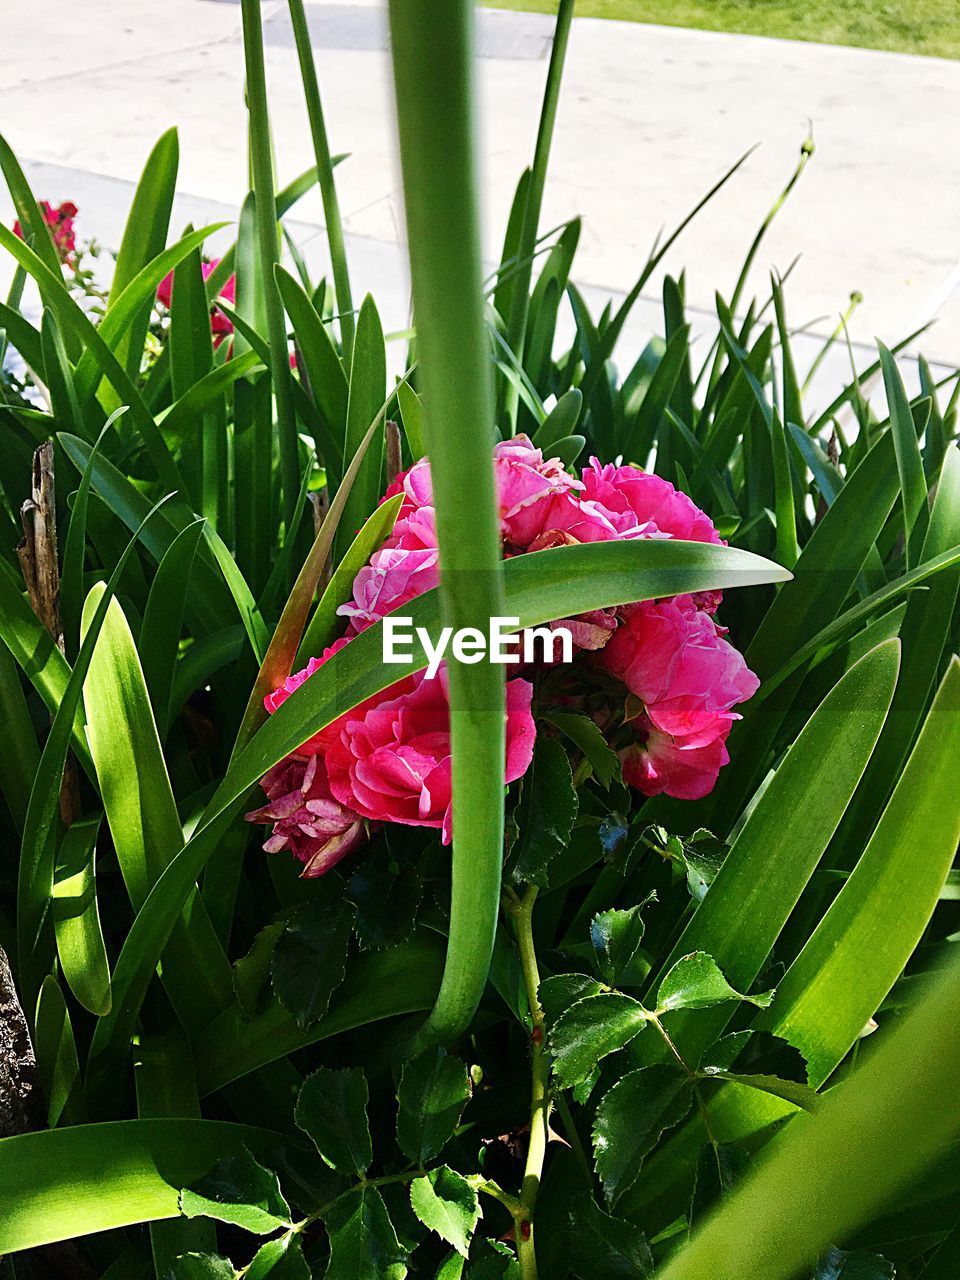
[504,0,575,430]
[287,0,355,360]
[240,0,300,531]
[509,885,550,1280]
[389,0,507,1051]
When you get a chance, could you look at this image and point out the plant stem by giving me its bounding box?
[389,0,507,1052]
[287,0,355,360]
[240,0,300,531]
[503,0,574,431]
[509,885,550,1280]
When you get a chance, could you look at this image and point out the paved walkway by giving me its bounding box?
[2,0,959,404]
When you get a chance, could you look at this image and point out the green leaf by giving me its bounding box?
[270,898,356,1029]
[81,586,232,1031]
[295,1067,372,1175]
[139,519,206,736]
[466,1239,520,1279]
[298,493,402,662]
[813,1247,895,1280]
[593,1065,695,1204]
[396,1048,471,1164]
[760,658,960,1086]
[397,380,426,460]
[52,814,111,1016]
[0,1120,285,1254]
[33,975,84,1128]
[325,1185,408,1280]
[169,1255,237,1280]
[565,1198,653,1279]
[347,857,422,951]
[688,1142,749,1229]
[511,736,578,887]
[544,710,620,788]
[879,340,927,566]
[335,293,385,563]
[549,993,649,1089]
[107,127,178,380]
[656,953,774,1014]
[410,1167,479,1257]
[246,1235,311,1279]
[233,918,287,1022]
[699,1070,820,1114]
[591,907,648,986]
[180,1149,291,1235]
[647,639,900,1067]
[538,973,602,1030]
[652,953,960,1280]
[532,388,583,451]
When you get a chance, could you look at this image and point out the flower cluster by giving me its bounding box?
[13,199,78,262]
[248,438,758,876]
[156,258,236,346]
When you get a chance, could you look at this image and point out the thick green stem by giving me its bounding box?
[240,0,300,530]
[287,0,355,360]
[389,0,506,1050]
[510,885,550,1280]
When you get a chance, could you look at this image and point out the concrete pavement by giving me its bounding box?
[1,0,958,404]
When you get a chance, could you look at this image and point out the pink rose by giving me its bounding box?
[581,460,722,545]
[338,545,440,633]
[494,436,583,548]
[244,753,369,876]
[620,721,730,801]
[604,599,759,746]
[325,668,535,844]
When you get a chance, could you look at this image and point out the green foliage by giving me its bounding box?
[180,1149,291,1235]
[295,1067,373,1175]
[409,1167,481,1256]
[396,1049,471,1164]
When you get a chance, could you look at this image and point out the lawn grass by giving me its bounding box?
[484,0,960,61]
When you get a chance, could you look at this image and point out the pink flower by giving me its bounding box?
[620,721,730,801]
[604,599,759,746]
[338,545,440,633]
[14,199,78,261]
[244,753,369,876]
[157,258,236,346]
[325,668,535,844]
[494,436,583,548]
[581,460,722,545]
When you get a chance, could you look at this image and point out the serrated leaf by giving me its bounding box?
[511,736,578,886]
[397,1048,471,1164]
[689,1142,750,1229]
[168,1254,237,1279]
[813,1246,895,1280]
[549,994,649,1089]
[545,710,620,788]
[409,1167,479,1257]
[593,1066,695,1204]
[295,1067,372,1175]
[347,858,422,950]
[590,906,647,985]
[466,1239,520,1279]
[565,1198,654,1279]
[656,952,774,1014]
[179,1150,290,1235]
[435,1254,465,1280]
[233,918,286,1021]
[270,899,356,1029]
[538,974,602,1030]
[246,1234,311,1279]
[324,1185,408,1280]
